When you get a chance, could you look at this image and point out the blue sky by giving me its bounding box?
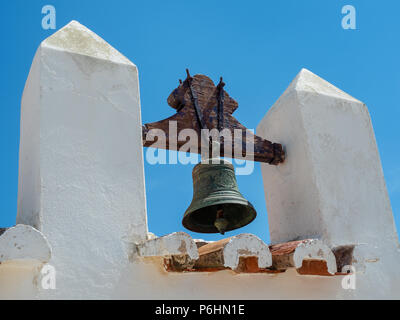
[1,0,399,243]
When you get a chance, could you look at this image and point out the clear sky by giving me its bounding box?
[1,0,399,244]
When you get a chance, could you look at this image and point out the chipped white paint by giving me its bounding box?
[137,232,199,260]
[0,224,51,265]
[223,234,272,269]
[293,239,337,275]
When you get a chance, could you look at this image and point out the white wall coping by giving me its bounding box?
[0,224,51,266]
[222,233,272,269]
[137,232,199,261]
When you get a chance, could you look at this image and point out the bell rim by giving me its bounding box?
[182,199,257,234]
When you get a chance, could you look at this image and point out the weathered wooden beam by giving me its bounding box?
[142,73,285,164]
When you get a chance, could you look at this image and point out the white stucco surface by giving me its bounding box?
[257,68,400,297]
[0,224,51,264]
[138,232,199,260]
[223,233,272,269]
[15,21,147,299]
[293,239,336,275]
[1,22,399,299]
[257,68,398,248]
[0,225,51,300]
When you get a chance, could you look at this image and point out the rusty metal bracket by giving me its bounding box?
[217,77,225,132]
[186,69,206,131]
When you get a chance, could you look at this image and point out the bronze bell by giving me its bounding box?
[182,158,257,235]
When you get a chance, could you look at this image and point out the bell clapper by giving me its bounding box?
[214,206,229,235]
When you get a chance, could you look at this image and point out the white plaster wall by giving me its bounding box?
[2,253,399,299]
[257,69,398,249]
[256,68,400,298]
[0,263,42,300]
[1,21,399,300]
[257,83,324,244]
[113,264,347,299]
[0,225,51,263]
[14,21,148,299]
